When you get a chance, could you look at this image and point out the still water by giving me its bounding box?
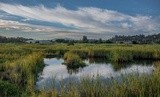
[36,58,155,90]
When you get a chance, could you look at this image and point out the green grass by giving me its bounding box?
[45,43,160,61]
[0,46,44,96]
[63,51,86,69]
[0,80,20,97]
[0,43,160,97]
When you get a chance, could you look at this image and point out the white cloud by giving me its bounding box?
[0,19,30,30]
[0,3,159,37]
[21,18,31,22]
[0,19,62,32]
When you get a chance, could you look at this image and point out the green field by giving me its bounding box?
[0,43,160,97]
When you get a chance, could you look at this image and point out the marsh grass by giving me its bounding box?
[0,50,44,96]
[63,51,86,69]
[38,63,160,97]
[0,43,160,97]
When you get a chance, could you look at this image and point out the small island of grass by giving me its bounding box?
[63,51,86,69]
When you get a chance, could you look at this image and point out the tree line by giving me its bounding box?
[0,36,29,43]
[109,33,160,44]
[0,33,160,44]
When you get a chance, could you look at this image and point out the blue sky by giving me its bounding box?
[0,0,160,39]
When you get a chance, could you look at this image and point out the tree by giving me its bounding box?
[82,36,88,43]
[132,41,138,44]
[98,38,102,43]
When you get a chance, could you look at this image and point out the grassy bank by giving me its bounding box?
[0,49,44,96]
[44,44,160,62]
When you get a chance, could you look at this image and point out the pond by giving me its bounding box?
[36,57,155,90]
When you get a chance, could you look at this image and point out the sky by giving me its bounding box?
[0,0,160,40]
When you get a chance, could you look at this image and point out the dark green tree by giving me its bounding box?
[82,36,88,43]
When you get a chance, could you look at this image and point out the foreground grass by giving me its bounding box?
[0,43,160,97]
[0,49,44,96]
[38,61,160,97]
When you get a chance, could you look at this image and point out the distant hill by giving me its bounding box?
[109,33,160,44]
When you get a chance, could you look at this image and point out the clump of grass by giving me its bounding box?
[111,50,133,62]
[0,80,20,97]
[0,51,44,96]
[63,51,86,69]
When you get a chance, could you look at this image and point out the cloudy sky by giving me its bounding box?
[0,0,160,40]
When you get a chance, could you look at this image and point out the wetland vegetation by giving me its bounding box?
[0,43,160,97]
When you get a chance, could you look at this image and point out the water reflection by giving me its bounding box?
[36,58,155,90]
[86,58,155,71]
